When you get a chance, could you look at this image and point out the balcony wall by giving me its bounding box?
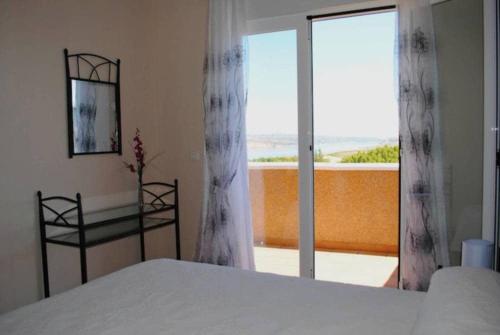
[249,163,399,255]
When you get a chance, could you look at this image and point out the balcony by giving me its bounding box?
[249,163,399,288]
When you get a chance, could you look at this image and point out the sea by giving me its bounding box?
[247,134,398,160]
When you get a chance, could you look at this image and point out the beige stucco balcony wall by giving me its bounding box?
[249,163,399,255]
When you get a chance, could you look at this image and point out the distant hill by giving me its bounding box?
[247,134,398,161]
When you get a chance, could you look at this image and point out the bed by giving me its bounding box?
[0,259,499,335]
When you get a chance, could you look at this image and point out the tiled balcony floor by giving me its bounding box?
[254,246,399,288]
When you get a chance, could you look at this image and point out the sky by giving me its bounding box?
[247,11,397,139]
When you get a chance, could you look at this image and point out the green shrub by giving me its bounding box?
[341,145,399,163]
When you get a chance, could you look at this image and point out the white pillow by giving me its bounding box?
[411,266,500,335]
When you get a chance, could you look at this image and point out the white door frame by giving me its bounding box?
[483,0,497,246]
[482,0,498,271]
[247,0,396,279]
[247,14,316,278]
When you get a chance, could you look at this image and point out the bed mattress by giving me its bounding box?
[0,259,424,335]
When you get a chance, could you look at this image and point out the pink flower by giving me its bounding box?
[124,128,146,175]
[123,162,136,173]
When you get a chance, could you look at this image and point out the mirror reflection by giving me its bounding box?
[72,80,118,154]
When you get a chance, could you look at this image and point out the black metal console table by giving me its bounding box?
[37,180,180,298]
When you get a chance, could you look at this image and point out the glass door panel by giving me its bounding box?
[311,11,399,287]
[247,30,300,277]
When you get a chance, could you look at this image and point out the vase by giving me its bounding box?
[137,169,144,209]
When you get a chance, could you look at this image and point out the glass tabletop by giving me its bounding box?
[51,203,174,226]
[49,217,175,247]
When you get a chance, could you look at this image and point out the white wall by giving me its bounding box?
[246,0,367,20]
[434,0,484,264]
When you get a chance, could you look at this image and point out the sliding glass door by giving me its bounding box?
[311,10,399,287]
[247,30,300,276]
[247,6,399,286]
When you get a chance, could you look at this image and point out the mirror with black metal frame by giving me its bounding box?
[64,49,122,158]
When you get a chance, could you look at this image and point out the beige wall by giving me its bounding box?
[0,0,179,313]
[149,0,208,267]
[433,0,484,265]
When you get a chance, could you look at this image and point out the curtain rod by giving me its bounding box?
[307,5,395,20]
[306,0,452,21]
[431,0,452,4]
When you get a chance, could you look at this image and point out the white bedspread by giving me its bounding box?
[0,259,424,335]
[411,267,500,335]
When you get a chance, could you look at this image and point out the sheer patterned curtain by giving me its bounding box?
[195,0,255,270]
[74,82,97,152]
[398,0,449,291]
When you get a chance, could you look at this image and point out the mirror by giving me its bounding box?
[64,49,122,157]
[72,80,118,153]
